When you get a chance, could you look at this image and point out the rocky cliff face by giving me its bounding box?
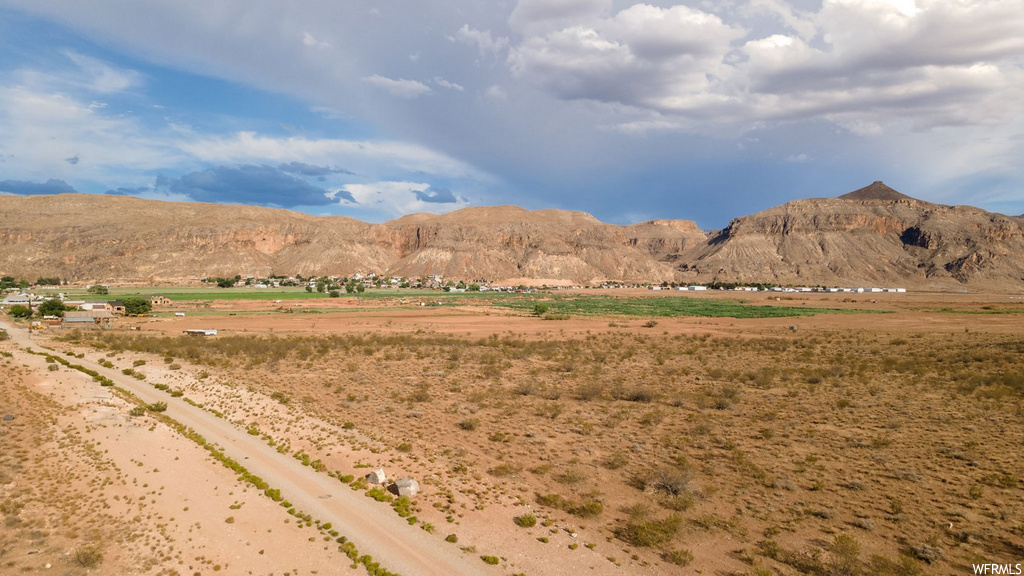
[2,183,1022,290]
[0,195,695,284]
[673,182,1024,290]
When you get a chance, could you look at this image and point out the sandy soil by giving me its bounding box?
[3,288,1023,576]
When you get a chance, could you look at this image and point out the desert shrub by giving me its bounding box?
[129,407,146,417]
[514,513,537,528]
[614,514,683,547]
[866,554,924,576]
[622,388,655,403]
[600,452,628,470]
[457,418,479,431]
[830,533,861,576]
[0,329,8,340]
[567,499,604,518]
[147,401,167,412]
[662,548,694,566]
[481,555,500,565]
[533,303,549,316]
[488,462,521,477]
[643,319,659,328]
[445,533,458,543]
[133,359,146,367]
[73,545,103,568]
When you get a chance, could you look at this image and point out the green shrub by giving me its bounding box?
[73,545,103,568]
[457,418,479,431]
[514,513,537,528]
[445,533,458,543]
[614,514,683,547]
[481,555,500,565]
[147,401,167,412]
[663,549,694,566]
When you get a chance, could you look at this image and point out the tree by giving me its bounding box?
[356,284,365,294]
[121,296,152,316]
[87,285,109,295]
[8,305,32,318]
[328,290,340,298]
[38,298,68,317]
[216,278,234,288]
[344,281,356,294]
[305,285,312,293]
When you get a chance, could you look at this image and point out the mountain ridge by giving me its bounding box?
[2,184,1022,291]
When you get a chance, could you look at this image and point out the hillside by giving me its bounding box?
[0,195,702,285]
[2,183,1022,290]
[674,182,1024,291]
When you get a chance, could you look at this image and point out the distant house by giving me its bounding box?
[109,300,126,315]
[63,310,113,329]
[1,293,30,307]
[80,300,112,312]
[150,295,171,306]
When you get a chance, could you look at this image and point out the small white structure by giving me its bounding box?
[183,329,217,336]
[366,468,387,485]
[394,477,420,497]
[174,312,186,317]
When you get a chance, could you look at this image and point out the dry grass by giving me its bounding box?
[42,314,1024,574]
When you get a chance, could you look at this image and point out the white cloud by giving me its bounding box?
[363,74,432,98]
[0,85,183,182]
[179,132,485,179]
[434,77,464,91]
[64,51,144,94]
[451,24,509,56]
[509,0,612,34]
[302,32,330,49]
[339,180,469,216]
[508,0,1024,135]
[509,4,745,109]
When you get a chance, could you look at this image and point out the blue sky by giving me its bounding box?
[1,0,1022,228]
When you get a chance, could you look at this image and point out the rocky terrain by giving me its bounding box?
[2,182,1023,290]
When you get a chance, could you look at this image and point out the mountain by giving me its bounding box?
[1,184,1022,290]
[0,195,701,285]
[673,182,1024,291]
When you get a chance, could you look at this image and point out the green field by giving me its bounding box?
[32,286,875,318]
[497,294,870,319]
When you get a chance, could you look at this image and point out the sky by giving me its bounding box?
[0,0,1022,228]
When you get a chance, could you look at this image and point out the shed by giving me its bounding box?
[63,310,113,329]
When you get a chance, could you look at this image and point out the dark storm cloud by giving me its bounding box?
[105,186,150,196]
[277,161,354,178]
[414,187,459,203]
[159,165,354,207]
[0,178,78,195]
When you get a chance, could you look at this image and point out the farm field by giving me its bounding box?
[2,288,1023,575]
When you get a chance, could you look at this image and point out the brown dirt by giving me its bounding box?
[4,288,1024,576]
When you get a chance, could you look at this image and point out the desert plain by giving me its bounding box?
[2,288,1023,576]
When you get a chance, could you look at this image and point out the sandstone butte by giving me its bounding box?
[2,181,1023,291]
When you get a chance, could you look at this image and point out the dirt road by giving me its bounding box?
[2,320,481,576]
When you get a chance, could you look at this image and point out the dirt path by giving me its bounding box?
[3,320,481,576]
